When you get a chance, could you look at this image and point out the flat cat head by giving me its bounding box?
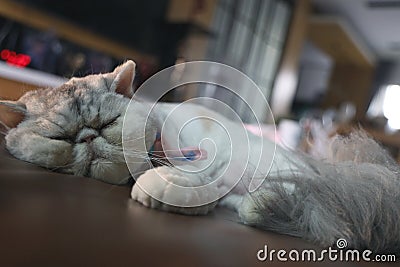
[0,60,150,184]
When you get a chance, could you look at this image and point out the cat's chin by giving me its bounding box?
[90,159,131,185]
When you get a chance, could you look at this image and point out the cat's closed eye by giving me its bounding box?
[48,135,74,143]
[102,115,120,129]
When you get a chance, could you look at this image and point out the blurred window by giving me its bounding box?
[202,0,292,123]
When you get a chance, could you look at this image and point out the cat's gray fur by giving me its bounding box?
[1,61,399,256]
[240,132,400,255]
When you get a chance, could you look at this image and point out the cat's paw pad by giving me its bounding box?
[131,166,218,215]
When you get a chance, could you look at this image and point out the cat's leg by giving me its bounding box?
[216,190,281,223]
[218,194,243,211]
[237,182,296,225]
[131,165,219,215]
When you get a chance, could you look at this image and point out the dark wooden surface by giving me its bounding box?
[0,136,396,267]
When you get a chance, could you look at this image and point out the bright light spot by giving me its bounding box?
[388,118,400,130]
[0,49,31,68]
[383,84,400,130]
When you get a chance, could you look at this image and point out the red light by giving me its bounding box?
[1,49,10,60]
[0,49,31,68]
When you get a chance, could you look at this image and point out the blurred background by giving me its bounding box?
[1,0,400,159]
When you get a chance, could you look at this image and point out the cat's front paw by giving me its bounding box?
[131,166,218,215]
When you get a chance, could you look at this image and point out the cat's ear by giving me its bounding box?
[110,60,136,98]
[0,100,27,130]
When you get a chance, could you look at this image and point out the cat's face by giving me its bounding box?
[0,61,148,184]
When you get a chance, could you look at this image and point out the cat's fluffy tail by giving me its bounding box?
[240,131,400,256]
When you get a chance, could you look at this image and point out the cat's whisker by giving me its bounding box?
[147,152,193,160]
[124,152,180,160]
[122,136,147,142]
[104,160,143,164]
[149,149,193,153]
[0,121,10,131]
[129,169,149,177]
[148,155,190,160]
[122,156,165,165]
[122,148,146,153]
[150,159,173,167]
[49,162,76,171]
[123,153,149,158]
[123,155,173,167]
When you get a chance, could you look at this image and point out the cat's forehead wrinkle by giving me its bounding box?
[52,107,82,130]
[18,85,78,114]
[32,117,65,136]
[18,88,51,112]
[72,97,82,115]
[30,95,83,134]
[78,91,103,128]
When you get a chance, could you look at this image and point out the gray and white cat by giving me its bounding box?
[1,61,399,256]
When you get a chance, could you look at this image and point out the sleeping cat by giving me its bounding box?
[1,60,399,256]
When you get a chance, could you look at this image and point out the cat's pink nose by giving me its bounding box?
[81,134,96,143]
[76,128,99,143]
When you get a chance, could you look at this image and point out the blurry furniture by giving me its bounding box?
[0,0,158,89]
[366,128,400,163]
[270,0,311,120]
[201,0,295,123]
[0,61,65,100]
[0,0,155,63]
[308,16,376,119]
